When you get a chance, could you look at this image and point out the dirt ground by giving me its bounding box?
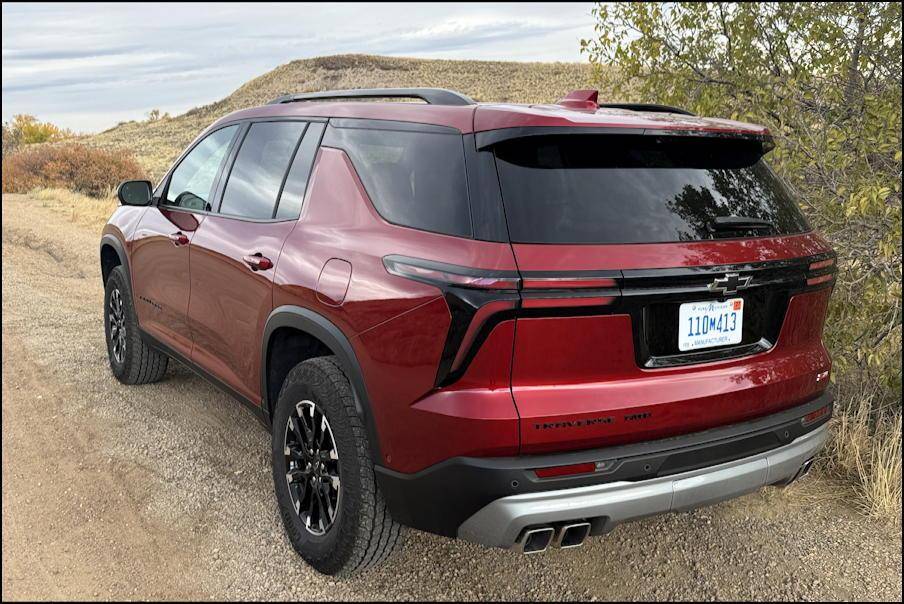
[2,192,901,601]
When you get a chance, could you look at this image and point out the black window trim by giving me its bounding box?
[211,118,317,223]
[272,121,327,221]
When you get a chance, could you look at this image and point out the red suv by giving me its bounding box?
[102,88,835,575]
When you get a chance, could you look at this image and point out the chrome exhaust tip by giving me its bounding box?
[518,526,555,554]
[556,522,591,549]
[798,457,815,478]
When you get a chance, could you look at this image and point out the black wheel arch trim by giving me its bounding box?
[99,233,131,289]
[261,305,383,462]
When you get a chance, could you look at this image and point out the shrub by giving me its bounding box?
[2,144,146,198]
[2,114,72,156]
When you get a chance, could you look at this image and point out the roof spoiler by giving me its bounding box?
[556,89,695,116]
[268,88,476,107]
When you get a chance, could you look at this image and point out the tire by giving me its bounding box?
[104,265,168,384]
[272,356,403,576]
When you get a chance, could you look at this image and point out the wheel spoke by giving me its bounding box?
[284,399,340,536]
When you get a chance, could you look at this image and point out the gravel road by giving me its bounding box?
[2,193,901,601]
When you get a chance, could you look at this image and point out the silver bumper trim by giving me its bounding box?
[457,423,828,548]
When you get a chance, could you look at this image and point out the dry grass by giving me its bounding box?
[27,187,118,228]
[822,382,903,526]
[80,54,594,180]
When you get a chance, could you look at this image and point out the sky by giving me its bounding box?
[2,2,596,133]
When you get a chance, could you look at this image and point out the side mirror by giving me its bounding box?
[117,180,153,206]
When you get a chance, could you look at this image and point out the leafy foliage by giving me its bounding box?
[2,144,146,198]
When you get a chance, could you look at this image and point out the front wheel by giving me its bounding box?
[272,356,403,576]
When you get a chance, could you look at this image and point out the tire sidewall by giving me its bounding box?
[271,364,363,572]
[104,267,131,380]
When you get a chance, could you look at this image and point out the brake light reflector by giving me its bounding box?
[801,405,831,426]
[534,462,596,479]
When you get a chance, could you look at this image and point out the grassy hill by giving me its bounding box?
[85,54,594,179]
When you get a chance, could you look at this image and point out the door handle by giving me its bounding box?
[169,232,189,246]
[243,253,273,271]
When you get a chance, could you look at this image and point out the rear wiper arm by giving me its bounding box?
[708,216,775,232]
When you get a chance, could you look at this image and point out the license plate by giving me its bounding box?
[678,298,744,352]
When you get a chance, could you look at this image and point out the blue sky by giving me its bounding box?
[1,2,595,133]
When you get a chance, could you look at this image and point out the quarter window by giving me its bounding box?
[165,125,238,210]
[327,126,472,237]
[219,121,306,219]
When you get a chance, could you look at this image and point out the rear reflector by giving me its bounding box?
[801,405,831,426]
[534,462,596,479]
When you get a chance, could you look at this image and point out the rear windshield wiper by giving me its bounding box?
[708,216,775,233]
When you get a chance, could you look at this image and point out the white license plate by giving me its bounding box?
[678,298,744,352]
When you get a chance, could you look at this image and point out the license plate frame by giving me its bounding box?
[678,298,744,352]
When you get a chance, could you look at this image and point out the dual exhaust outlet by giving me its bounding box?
[517,521,592,554]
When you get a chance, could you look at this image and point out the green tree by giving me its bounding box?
[583,2,902,519]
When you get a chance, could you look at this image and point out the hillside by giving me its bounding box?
[85,54,594,179]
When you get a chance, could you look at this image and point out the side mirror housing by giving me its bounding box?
[117,180,153,206]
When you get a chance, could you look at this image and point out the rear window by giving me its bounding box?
[493,135,810,244]
[327,126,472,237]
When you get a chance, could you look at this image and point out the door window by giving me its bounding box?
[165,125,238,211]
[219,121,306,219]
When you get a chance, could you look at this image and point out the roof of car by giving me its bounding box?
[209,88,769,138]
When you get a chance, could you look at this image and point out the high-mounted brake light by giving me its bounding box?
[383,255,521,290]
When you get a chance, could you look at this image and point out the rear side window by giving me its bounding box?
[327,126,472,237]
[494,135,810,244]
[276,122,325,220]
[165,125,238,210]
[219,121,306,219]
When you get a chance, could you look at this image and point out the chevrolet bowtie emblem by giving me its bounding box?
[708,273,752,295]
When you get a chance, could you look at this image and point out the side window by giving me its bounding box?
[325,126,472,237]
[275,122,325,220]
[165,125,238,210]
[219,121,306,219]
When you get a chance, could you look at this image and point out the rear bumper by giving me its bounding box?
[375,391,832,541]
[458,421,827,548]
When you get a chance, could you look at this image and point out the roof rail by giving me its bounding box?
[268,88,475,107]
[598,103,695,116]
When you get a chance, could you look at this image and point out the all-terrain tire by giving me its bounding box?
[272,356,403,576]
[104,265,168,384]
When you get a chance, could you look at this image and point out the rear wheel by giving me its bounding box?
[272,356,403,576]
[104,266,168,384]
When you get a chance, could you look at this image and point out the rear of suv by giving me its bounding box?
[101,87,835,575]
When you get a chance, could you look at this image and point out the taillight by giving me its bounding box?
[806,255,836,287]
[383,255,520,290]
